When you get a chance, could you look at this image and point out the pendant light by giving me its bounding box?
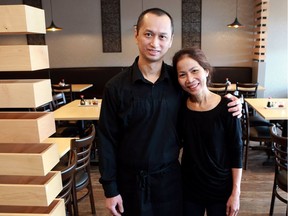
[46,0,62,32]
[227,0,244,28]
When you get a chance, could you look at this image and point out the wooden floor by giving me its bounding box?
[78,145,287,216]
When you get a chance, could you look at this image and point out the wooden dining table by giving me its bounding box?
[42,99,101,160]
[53,99,102,162]
[245,98,288,137]
[53,99,102,121]
[71,84,93,92]
[245,98,288,120]
[53,84,93,93]
[53,84,93,101]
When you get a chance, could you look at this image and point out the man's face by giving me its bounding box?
[135,13,174,63]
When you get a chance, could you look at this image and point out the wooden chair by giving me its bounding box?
[269,125,287,215]
[71,124,96,215]
[31,102,53,112]
[236,82,259,98]
[54,149,77,215]
[241,102,273,170]
[236,82,271,128]
[52,92,67,109]
[208,82,228,96]
[51,93,80,138]
[52,84,73,102]
[236,82,258,115]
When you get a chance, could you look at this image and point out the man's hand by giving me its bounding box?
[225,93,242,118]
[106,194,124,216]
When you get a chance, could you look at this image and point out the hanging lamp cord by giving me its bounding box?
[236,0,238,18]
[50,0,54,20]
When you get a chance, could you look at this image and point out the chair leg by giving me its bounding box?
[266,141,273,160]
[66,198,73,216]
[244,139,249,170]
[269,176,277,216]
[88,173,96,214]
[72,181,79,216]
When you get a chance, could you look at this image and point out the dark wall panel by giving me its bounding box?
[101,0,121,52]
[182,0,201,48]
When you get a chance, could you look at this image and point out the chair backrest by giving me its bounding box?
[52,84,73,102]
[52,92,67,110]
[237,82,259,116]
[71,124,96,173]
[270,125,287,172]
[241,101,250,139]
[57,149,77,206]
[32,101,53,112]
[270,125,287,195]
[236,82,258,98]
[209,83,228,96]
[269,125,287,216]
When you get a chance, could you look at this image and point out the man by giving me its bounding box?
[98,8,242,216]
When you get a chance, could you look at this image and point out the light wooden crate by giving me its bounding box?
[0,199,65,216]
[0,143,59,176]
[0,172,62,206]
[0,79,52,108]
[0,5,45,34]
[0,112,56,143]
[0,45,49,71]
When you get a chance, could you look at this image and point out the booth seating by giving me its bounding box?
[0,66,253,99]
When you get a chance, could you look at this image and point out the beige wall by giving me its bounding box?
[202,0,254,67]
[263,0,287,97]
[42,0,255,67]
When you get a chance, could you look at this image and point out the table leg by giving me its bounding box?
[282,120,287,137]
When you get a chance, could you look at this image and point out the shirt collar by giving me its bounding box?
[132,56,170,84]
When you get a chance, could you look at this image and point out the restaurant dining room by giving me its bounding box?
[0,0,287,215]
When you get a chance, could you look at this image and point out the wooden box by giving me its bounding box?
[0,112,56,143]
[0,79,52,108]
[0,5,46,34]
[0,143,59,176]
[0,45,49,71]
[0,199,65,216]
[0,172,62,206]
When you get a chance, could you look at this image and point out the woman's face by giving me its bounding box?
[176,56,209,95]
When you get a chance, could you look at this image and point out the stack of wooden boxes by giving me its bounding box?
[0,5,65,215]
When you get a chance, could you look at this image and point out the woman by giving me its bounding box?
[172,48,243,216]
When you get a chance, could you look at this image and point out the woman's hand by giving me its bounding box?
[226,193,240,216]
[227,168,242,215]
